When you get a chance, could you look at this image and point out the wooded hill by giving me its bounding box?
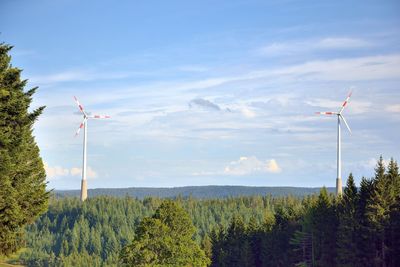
[55,185,335,199]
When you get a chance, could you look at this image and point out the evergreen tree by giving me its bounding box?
[0,43,49,255]
[247,216,261,267]
[310,187,338,267]
[387,195,400,267]
[224,215,253,267]
[337,173,359,266]
[386,159,400,267]
[356,177,376,266]
[201,234,213,262]
[368,156,392,265]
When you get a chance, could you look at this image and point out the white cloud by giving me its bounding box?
[240,107,256,118]
[44,162,69,180]
[386,104,400,113]
[70,167,81,176]
[224,156,281,175]
[70,166,98,179]
[44,162,97,180]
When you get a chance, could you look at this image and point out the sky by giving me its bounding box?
[1,0,400,190]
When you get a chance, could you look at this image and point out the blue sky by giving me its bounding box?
[1,0,399,189]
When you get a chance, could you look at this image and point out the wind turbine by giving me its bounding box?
[316,91,352,196]
[73,96,110,201]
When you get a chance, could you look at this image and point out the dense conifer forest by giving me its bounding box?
[14,157,400,266]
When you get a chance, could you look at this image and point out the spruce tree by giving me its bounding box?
[337,173,359,266]
[310,187,338,267]
[356,177,376,266]
[368,156,393,265]
[387,195,400,267]
[0,43,49,255]
[385,159,400,267]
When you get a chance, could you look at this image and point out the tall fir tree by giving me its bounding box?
[337,173,359,266]
[224,215,253,267]
[0,43,49,255]
[387,195,400,267]
[368,156,392,265]
[310,187,338,267]
[356,177,376,266]
[385,159,400,267]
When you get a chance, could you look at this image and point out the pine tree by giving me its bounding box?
[0,43,49,255]
[337,173,359,266]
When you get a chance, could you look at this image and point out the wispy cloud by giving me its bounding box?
[259,37,372,56]
[176,65,209,72]
[29,69,136,84]
[386,104,400,113]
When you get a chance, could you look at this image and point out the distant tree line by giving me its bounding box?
[55,185,335,199]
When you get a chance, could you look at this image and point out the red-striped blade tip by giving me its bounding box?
[92,115,111,119]
[316,112,335,115]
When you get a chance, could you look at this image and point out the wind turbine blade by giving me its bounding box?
[73,96,87,116]
[315,111,337,115]
[89,114,111,119]
[340,114,352,134]
[74,118,87,137]
[339,91,352,114]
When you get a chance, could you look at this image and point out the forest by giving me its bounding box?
[13,157,400,267]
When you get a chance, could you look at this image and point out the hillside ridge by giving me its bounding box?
[55,185,335,199]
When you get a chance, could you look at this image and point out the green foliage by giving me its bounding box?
[120,200,210,266]
[0,43,49,255]
[20,195,279,266]
[14,156,400,266]
[367,156,399,266]
[337,174,359,266]
[211,198,303,267]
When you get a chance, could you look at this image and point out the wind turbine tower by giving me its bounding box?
[316,91,352,196]
[73,96,110,201]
